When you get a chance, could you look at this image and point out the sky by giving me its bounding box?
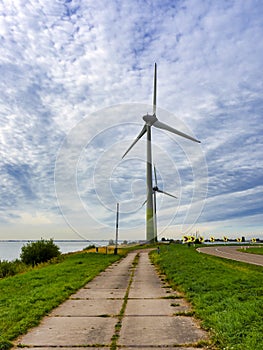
[0,0,262,242]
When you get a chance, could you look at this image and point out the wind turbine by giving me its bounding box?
[152,165,177,241]
[141,164,177,240]
[122,63,200,243]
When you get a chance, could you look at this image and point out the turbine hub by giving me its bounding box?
[142,113,158,126]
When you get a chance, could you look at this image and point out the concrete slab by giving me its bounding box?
[119,315,208,347]
[125,299,175,316]
[129,282,167,298]
[133,274,161,284]
[125,298,190,316]
[129,256,168,299]
[85,272,130,289]
[17,317,117,347]
[99,264,133,275]
[50,299,123,316]
[72,287,126,299]
[86,278,129,289]
[83,253,135,290]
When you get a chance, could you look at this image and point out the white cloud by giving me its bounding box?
[0,0,262,240]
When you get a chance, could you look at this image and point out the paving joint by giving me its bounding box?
[110,253,140,350]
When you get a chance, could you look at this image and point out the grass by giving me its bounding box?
[0,242,154,279]
[86,243,157,255]
[0,259,28,278]
[150,244,263,350]
[238,246,263,255]
[0,252,121,347]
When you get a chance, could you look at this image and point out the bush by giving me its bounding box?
[0,259,27,278]
[83,244,95,250]
[0,260,16,278]
[20,239,61,266]
[0,261,13,278]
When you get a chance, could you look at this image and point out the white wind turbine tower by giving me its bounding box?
[122,63,200,243]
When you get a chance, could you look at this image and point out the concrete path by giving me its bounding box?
[197,245,263,266]
[14,250,209,349]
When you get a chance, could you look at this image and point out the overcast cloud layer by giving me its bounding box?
[0,0,262,241]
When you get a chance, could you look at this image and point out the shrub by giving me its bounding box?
[83,244,96,250]
[0,260,16,278]
[0,260,28,279]
[20,239,61,266]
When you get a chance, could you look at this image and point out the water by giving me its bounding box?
[0,240,113,261]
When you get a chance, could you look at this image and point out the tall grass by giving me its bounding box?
[0,260,27,278]
[151,244,263,350]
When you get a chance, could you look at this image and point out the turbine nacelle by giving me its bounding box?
[141,165,177,207]
[143,113,157,126]
[153,165,177,199]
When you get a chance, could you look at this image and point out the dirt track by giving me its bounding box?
[197,245,263,266]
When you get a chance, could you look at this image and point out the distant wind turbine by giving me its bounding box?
[122,63,200,242]
[141,164,177,241]
[152,165,177,240]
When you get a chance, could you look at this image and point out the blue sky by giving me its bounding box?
[0,0,262,241]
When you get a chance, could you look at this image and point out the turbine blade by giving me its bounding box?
[153,164,158,187]
[142,189,155,207]
[156,189,177,199]
[153,120,201,143]
[122,124,147,158]
[153,63,157,115]
[141,199,147,207]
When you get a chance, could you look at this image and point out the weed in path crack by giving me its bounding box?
[174,310,195,316]
[170,303,180,307]
[162,295,183,299]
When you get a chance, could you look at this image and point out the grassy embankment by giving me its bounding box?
[0,245,131,278]
[0,251,121,349]
[151,244,263,350]
[238,246,263,255]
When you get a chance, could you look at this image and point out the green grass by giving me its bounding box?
[0,252,121,346]
[238,246,263,255]
[151,244,263,350]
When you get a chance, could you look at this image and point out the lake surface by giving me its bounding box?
[0,240,117,261]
